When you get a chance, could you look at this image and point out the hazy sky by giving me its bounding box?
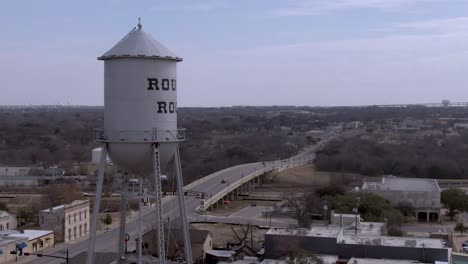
[1,0,467,106]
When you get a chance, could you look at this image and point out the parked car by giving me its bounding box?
[221,179,227,184]
[463,246,468,253]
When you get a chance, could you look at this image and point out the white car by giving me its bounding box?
[463,246,468,253]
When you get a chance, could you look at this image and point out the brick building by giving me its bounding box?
[39,200,90,242]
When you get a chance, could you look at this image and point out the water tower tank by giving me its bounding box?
[97,21,183,174]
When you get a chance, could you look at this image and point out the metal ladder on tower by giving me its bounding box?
[153,144,166,264]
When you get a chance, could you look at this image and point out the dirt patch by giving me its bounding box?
[452,233,468,253]
[208,200,277,217]
[269,164,369,190]
[193,222,268,250]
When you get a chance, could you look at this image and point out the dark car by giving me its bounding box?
[221,179,227,184]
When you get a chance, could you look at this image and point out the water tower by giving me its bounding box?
[87,19,192,264]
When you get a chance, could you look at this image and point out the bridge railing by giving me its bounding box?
[197,160,310,212]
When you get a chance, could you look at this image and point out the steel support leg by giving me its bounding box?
[153,144,166,264]
[118,184,127,259]
[175,143,193,264]
[138,180,143,264]
[86,145,107,264]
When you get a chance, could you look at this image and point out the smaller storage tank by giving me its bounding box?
[91,147,111,165]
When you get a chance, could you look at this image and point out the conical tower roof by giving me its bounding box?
[98,20,182,61]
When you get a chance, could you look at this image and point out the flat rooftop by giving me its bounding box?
[40,204,64,212]
[267,226,340,238]
[340,234,444,249]
[342,222,384,236]
[0,236,24,246]
[40,199,89,212]
[262,255,338,264]
[9,230,53,241]
[362,176,440,192]
[267,223,384,238]
[347,258,432,263]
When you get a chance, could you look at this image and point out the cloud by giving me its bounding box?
[394,17,468,34]
[179,23,468,106]
[150,0,227,12]
[269,0,459,17]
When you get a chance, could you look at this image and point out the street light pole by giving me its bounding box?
[353,197,361,235]
[10,250,70,263]
[323,203,328,222]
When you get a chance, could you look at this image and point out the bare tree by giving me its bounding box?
[279,192,322,228]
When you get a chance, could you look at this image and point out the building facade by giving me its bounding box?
[39,200,90,242]
[0,236,28,264]
[0,167,31,177]
[0,211,17,231]
[361,176,441,222]
[9,230,54,253]
[265,225,449,263]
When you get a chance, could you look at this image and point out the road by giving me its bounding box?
[24,133,344,264]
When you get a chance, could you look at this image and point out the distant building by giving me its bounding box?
[39,200,90,242]
[327,125,343,132]
[361,176,441,222]
[8,229,54,253]
[345,121,363,129]
[0,167,31,177]
[454,123,468,130]
[0,211,17,231]
[265,223,449,263]
[330,211,361,228]
[0,236,28,263]
[142,228,212,262]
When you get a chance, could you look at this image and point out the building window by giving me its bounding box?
[79,211,82,221]
[68,215,71,225]
[6,223,9,229]
[69,229,72,241]
[74,213,76,223]
[79,225,82,237]
[84,223,87,235]
[0,224,3,231]
[74,226,77,239]
[85,211,87,219]
[41,216,44,224]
